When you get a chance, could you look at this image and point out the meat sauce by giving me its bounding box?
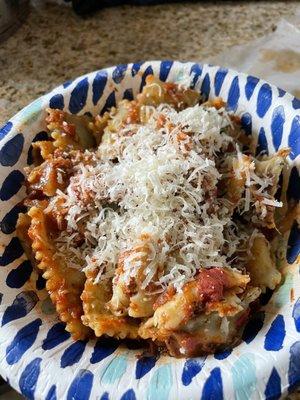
[154,267,230,311]
[196,268,230,303]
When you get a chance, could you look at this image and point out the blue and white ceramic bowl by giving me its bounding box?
[0,61,299,400]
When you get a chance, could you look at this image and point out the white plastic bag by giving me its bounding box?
[210,8,300,98]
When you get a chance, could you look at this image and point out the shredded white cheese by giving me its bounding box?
[50,101,281,292]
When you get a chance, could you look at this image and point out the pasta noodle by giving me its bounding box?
[27,202,90,340]
[81,268,139,339]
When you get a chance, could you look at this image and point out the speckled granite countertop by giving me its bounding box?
[0,1,299,398]
[0,1,299,125]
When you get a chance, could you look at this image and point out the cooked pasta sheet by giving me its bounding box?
[17,76,289,356]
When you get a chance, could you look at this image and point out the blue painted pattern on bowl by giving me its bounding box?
[0,61,299,400]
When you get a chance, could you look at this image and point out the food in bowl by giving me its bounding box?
[16,75,289,357]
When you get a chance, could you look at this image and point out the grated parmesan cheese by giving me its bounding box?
[51,101,281,291]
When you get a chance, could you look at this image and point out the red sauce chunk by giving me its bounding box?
[196,268,230,303]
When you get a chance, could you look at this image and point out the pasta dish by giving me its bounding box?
[17,76,288,357]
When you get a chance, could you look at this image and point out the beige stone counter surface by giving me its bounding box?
[0,1,300,399]
[0,1,299,124]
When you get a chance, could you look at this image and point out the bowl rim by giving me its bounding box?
[2,59,298,132]
[0,60,299,400]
